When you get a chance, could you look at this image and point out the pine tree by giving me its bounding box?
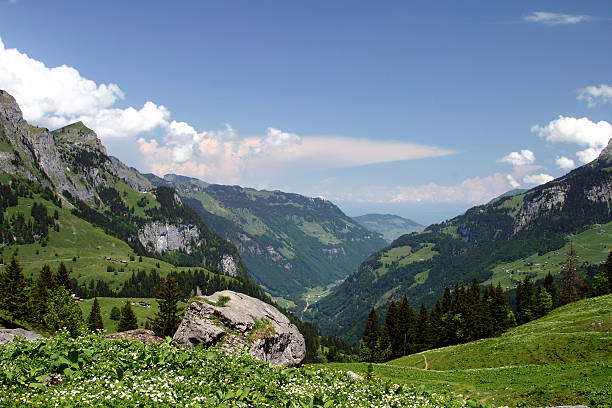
[383,300,401,358]
[0,257,28,321]
[109,306,121,321]
[398,295,416,356]
[516,276,534,324]
[543,272,559,308]
[87,297,104,332]
[150,277,183,337]
[44,287,85,337]
[117,301,138,332]
[416,303,431,352]
[560,244,585,305]
[492,283,514,334]
[592,251,612,296]
[31,264,53,326]
[360,307,381,362]
[56,262,71,291]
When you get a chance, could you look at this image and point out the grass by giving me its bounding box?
[0,192,222,292]
[247,317,276,342]
[319,295,612,407]
[375,243,438,278]
[77,297,184,334]
[486,221,612,289]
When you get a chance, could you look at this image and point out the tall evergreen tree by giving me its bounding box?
[117,301,138,332]
[543,272,560,308]
[492,283,514,334]
[534,286,552,318]
[416,303,431,352]
[56,262,71,291]
[428,299,444,348]
[516,276,534,324]
[30,264,53,326]
[87,297,104,331]
[560,244,585,305]
[384,300,402,358]
[45,287,85,337]
[398,295,416,356]
[360,307,381,362]
[592,251,612,296]
[0,257,28,321]
[150,277,183,337]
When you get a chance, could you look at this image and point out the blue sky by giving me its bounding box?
[1,1,611,224]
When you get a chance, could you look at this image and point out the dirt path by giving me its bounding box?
[423,354,429,370]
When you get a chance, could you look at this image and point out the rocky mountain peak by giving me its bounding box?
[599,138,612,158]
[0,90,24,123]
[52,121,107,156]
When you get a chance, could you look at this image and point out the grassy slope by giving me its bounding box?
[0,190,224,292]
[78,297,187,334]
[322,295,612,407]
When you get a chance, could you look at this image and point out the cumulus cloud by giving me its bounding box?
[555,156,575,170]
[500,149,535,166]
[0,36,172,139]
[506,175,521,188]
[523,173,554,185]
[578,84,612,107]
[532,115,612,163]
[523,11,590,25]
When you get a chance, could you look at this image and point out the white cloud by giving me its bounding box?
[523,11,590,25]
[500,149,535,166]
[555,156,575,170]
[335,173,517,204]
[0,36,172,139]
[532,115,612,163]
[523,173,554,185]
[506,175,521,188]
[578,84,612,107]
[264,128,301,147]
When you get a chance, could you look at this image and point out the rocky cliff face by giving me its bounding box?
[138,221,200,253]
[173,290,305,366]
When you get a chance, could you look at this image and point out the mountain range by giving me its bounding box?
[352,213,424,242]
[307,142,612,341]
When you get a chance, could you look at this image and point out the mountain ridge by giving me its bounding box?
[353,213,424,242]
[308,143,612,341]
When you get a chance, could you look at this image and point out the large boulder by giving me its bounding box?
[173,290,305,366]
[104,329,164,345]
[0,328,43,345]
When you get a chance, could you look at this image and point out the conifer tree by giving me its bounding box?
[534,286,552,318]
[117,301,138,332]
[516,276,534,324]
[150,277,183,337]
[31,264,53,326]
[360,307,381,362]
[543,272,560,308]
[560,244,585,305]
[416,303,431,352]
[592,251,612,296]
[87,297,104,332]
[109,306,121,321]
[398,295,416,356]
[44,287,85,337]
[492,283,514,334]
[383,300,401,358]
[56,261,71,291]
[0,257,28,321]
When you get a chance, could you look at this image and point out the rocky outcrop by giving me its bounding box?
[221,254,237,276]
[0,328,43,345]
[138,221,200,253]
[104,329,164,345]
[173,290,305,366]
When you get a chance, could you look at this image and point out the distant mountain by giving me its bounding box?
[145,173,388,308]
[353,214,424,242]
[487,188,528,205]
[0,90,254,295]
[308,142,612,342]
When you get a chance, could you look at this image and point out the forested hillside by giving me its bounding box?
[146,174,387,309]
[308,141,612,342]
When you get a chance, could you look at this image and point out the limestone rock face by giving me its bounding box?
[138,221,200,253]
[0,328,43,345]
[173,290,305,366]
[221,254,237,277]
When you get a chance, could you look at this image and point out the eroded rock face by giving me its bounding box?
[173,290,305,366]
[0,328,43,345]
[221,254,237,276]
[138,221,200,253]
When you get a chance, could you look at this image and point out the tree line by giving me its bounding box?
[360,248,612,363]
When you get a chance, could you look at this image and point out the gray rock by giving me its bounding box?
[173,290,305,366]
[0,328,43,345]
[346,371,364,380]
[221,254,238,277]
[138,221,200,253]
